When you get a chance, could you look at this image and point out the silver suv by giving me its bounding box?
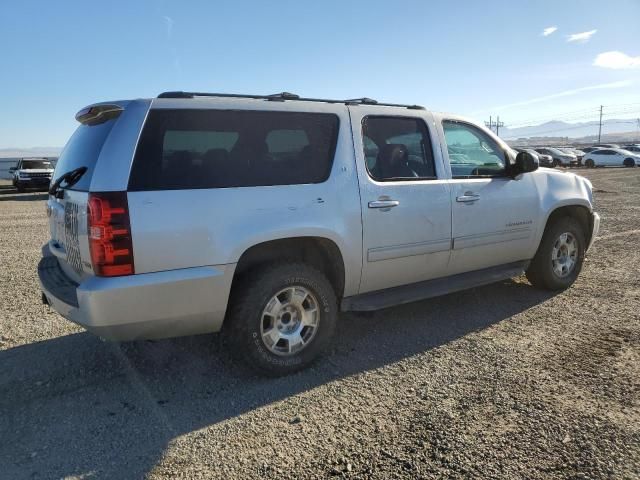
[39,91,600,375]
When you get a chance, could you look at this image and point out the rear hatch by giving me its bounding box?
[47,105,124,284]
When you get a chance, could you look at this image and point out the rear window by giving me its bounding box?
[21,160,52,169]
[128,109,339,190]
[52,120,117,191]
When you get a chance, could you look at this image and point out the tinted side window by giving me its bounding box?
[442,121,506,178]
[129,110,339,190]
[361,116,436,181]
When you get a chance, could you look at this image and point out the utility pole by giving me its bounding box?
[485,116,504,136]
[495,116,504,136]
[597,105,603,143]
[485,116,493,132]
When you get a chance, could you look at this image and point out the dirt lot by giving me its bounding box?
[0,169,638,480]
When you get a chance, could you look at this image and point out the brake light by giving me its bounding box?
[87,192,134,276]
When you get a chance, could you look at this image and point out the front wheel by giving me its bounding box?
[224,263,337,376]
[624,158,636,167]
[526,217,586,290]
[585,159,595,168]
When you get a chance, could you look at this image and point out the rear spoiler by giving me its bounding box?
[75,104,124,125]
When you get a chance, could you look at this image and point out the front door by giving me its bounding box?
[350,108,453,293]
[439,119,539,275]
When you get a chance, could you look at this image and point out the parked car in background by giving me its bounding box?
[534,147,578,167]
[515,147,554,167]
[10,158,54,192]
[581,146,600,154]
[622,144,640,153]
[592,144,619,149]
[583,148,640,168]
[38,91,600,375]
[556,147,585,165]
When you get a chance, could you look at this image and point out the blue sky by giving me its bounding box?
[1,0,639,148]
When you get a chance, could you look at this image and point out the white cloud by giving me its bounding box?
[567,29,597,43]
[593,51,640,69]
[542,26,557,36]
[486,80,633,112]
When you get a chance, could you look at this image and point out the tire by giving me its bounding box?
[553,159,562,168]
[224,263,337,376]
[16,184,26,193]
[624,158,636,167]
[585,159,595,168]
[526,216,586,291]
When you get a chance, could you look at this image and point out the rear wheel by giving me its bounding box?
[585,159,595,168]
[526,217,586,290]
[624,158,636,167]
[224,263,337,376]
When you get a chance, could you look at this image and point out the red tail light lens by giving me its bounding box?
[87,192,134,277]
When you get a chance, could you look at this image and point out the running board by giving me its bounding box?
[341,261,529,312]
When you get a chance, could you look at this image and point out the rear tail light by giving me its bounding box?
[87,192,134,277]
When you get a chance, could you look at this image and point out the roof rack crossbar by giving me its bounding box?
[157,91,425,110]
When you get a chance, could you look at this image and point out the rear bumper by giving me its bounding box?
[38,246,235,341]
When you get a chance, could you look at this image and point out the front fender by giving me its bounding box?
[531,169,594,249]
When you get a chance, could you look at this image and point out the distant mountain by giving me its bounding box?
[501,118,640,140]
[0,147,62,158]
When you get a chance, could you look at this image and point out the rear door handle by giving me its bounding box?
[456,192,480,203]
[368,200,400,209]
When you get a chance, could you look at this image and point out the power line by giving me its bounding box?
[505,102,640,130]
[505,119,640,138]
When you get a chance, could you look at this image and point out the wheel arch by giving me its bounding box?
[541,204,593,248]
[231,236,347,300]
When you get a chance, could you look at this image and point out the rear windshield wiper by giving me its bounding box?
[48,166,88,198]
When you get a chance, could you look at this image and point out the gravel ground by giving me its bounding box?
[0,169,638,480]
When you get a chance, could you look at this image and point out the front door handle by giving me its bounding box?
[456,192,480,203]
[368,199,400,209]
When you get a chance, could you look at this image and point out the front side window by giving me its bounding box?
[361,116,436,181]
[443,121,506,178]
[129,109,339,190]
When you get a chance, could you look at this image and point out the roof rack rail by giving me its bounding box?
[157,91,425,110]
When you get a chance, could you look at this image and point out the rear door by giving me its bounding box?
[47,100,149,283]
[438,119,539,274]
[593,150,616,165]
[48,120,119,282]
[349,107,452,293]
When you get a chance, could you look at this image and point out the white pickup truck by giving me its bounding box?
[39,92,600,375]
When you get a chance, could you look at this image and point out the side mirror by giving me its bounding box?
[513,151,539,176]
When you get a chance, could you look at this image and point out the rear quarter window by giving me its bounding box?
[128,109,339,190]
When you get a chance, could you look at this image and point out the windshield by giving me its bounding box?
[52,119,117,191]
[21,160,52,169]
